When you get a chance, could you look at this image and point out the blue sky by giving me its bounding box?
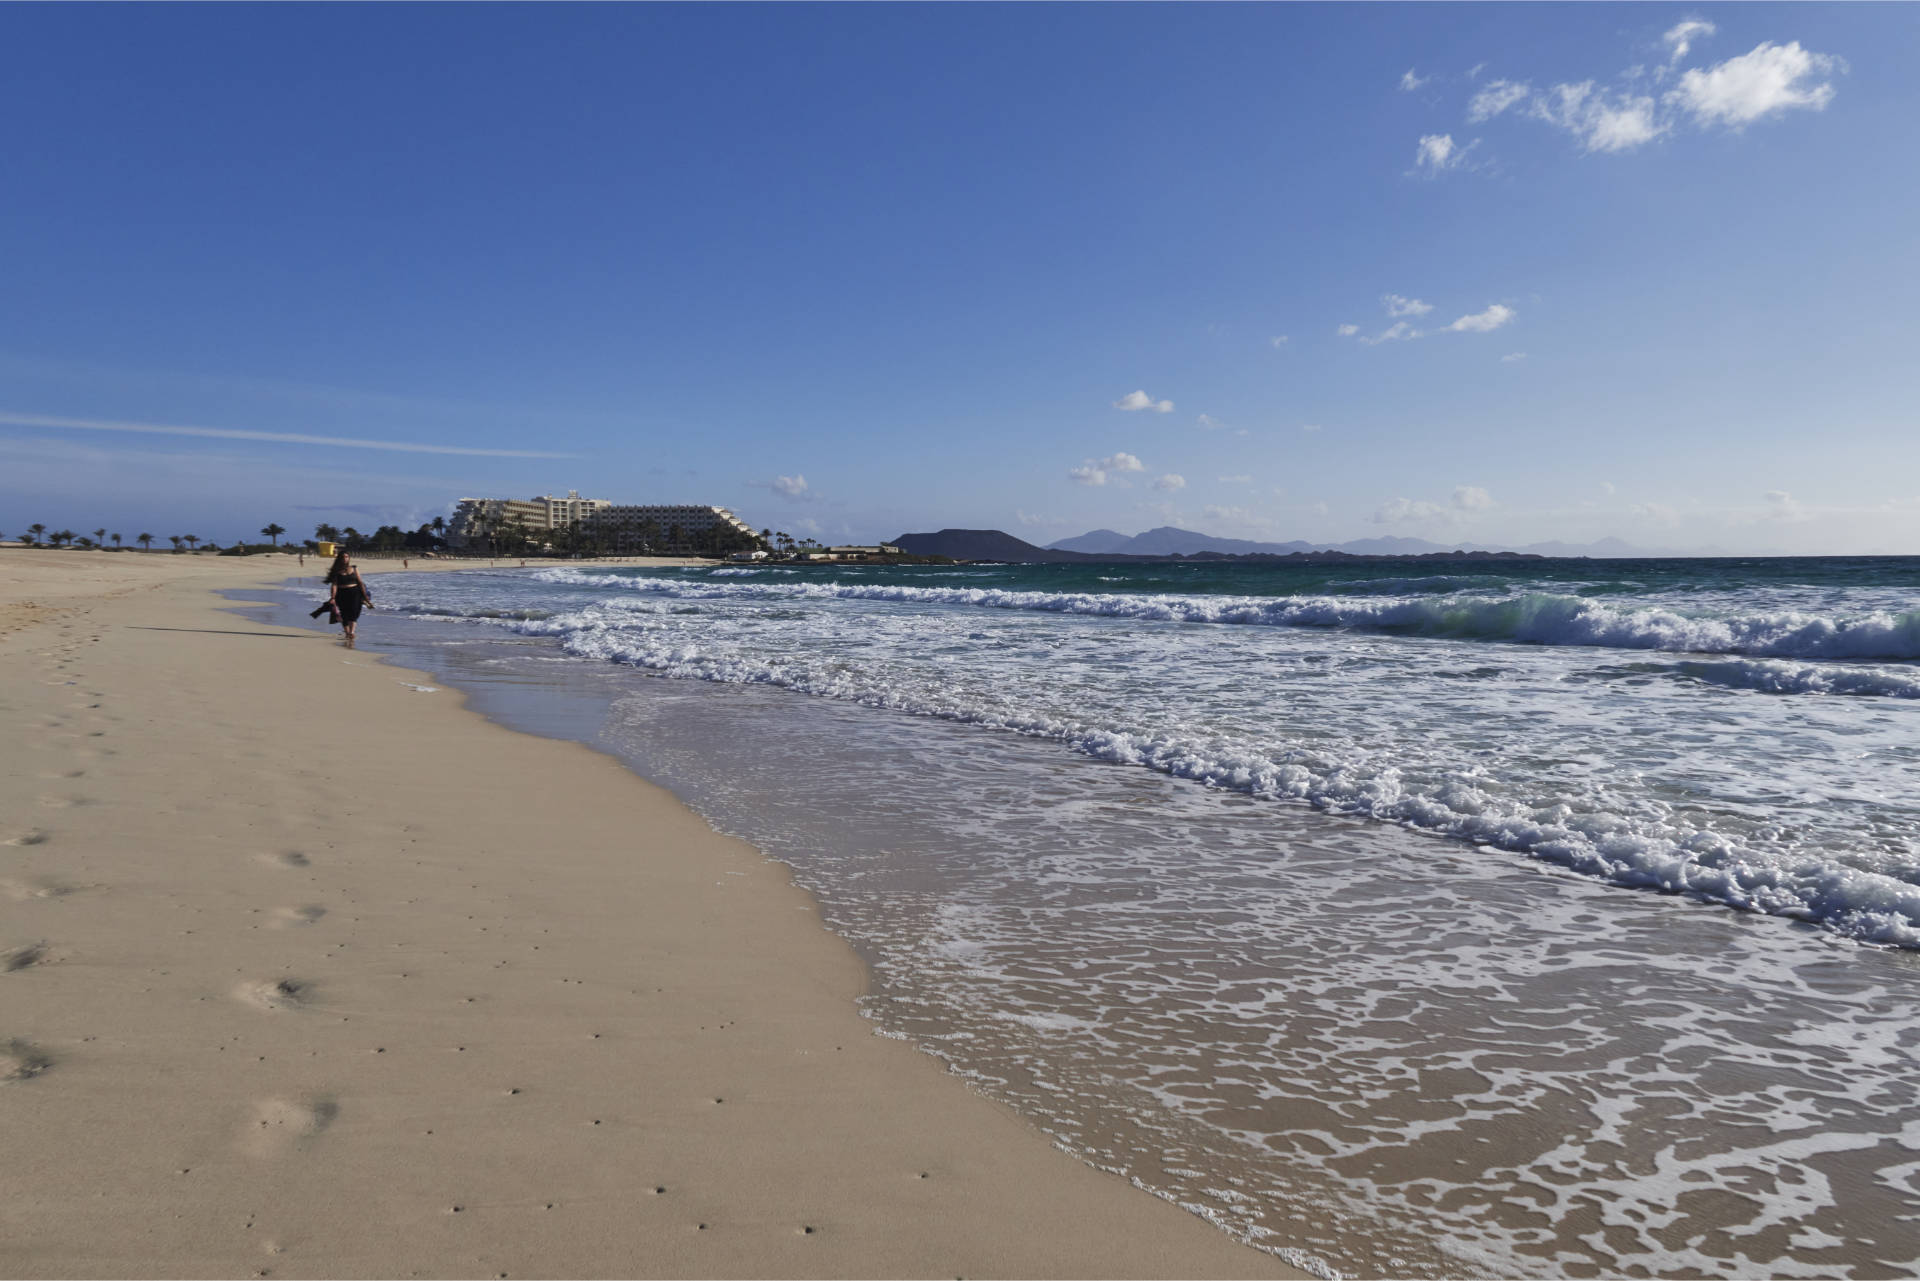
[3,4,1914,553]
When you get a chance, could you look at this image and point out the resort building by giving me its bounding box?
[448,491,612,547]
[583,504,760,554]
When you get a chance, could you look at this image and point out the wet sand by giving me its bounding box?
[0,549,1304,1279]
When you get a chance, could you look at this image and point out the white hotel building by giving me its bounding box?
[448,492,759,554]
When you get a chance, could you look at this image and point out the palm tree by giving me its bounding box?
[430,515,446,539]
[76,537,95,550]
[26,523,45,546]
[168,536,184,553]
[52,530,75,548]
[183,535,200,552]
[261,523,285,547]
[137,532,153,552]
[93,528,106,545]
[314,523,341,544]
[110,533,122,549]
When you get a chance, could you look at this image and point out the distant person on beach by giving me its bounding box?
[320,552,373,645]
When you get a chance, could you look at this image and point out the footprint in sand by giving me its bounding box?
[242,1096,337,1156]
[256,851,311,869]
[269,906,327,929]
[1,1039,52,1082]
[36,795,93,810]
[233,978,315,1012]
[4,830,50,848]
[36,769,86,781]
[2,943,50,972]
[2,878,85,902]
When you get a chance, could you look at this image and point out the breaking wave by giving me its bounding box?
[486,601,1920,948]
[533,570,1920,661]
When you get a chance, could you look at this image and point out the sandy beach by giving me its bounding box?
[0,549,1301,1280]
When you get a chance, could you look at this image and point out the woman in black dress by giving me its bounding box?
[323,552,374,644]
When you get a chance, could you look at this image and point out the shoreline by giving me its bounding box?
[0,548,1305,1279]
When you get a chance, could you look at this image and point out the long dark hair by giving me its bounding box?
[325,551,353,584]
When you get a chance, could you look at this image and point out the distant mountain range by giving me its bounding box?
[890,527,1619,563]
[1047,526,1650,558]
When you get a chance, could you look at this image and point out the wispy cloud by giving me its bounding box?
[1270,335,1290,348]
[1113,389,1174,413]
[1468,79,1531,122]
[1335,324,1360,337]
[1501,351,1528,362]
[1464,33,1842,156]
[1153,473,1186,492]
[1663,19,1716,67]
[771,474,811,499]
[0,410,576,458]
[1383,294,1434,318]
[1400,68,1430,92]
[1445,303,1516,333]
[1413,133,1472,175]
[1359,321,1417,346]
[1529,82,1666,153]
[1373,485,1495,525]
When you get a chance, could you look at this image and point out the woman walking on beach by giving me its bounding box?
[322,552,373,645]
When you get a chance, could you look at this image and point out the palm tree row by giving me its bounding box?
[13,524,275,553]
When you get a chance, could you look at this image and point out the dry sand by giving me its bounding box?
[0,549,1304,1280]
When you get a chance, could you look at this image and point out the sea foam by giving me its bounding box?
[489,598,1920,948]
[531,571,1920,661]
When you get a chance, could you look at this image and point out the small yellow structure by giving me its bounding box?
[314,541,337,558]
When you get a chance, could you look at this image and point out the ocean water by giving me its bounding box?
[268,557,1920,1277]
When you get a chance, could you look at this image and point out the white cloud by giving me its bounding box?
[1501,351,1528,362]
[1487,33,1840,158]
[1153,473,1187,492]
[1270,335,1289,348]
[770,473,810,499]
[1383,293,1433,318]
[1468,79,1531,122]
[1359,321,1416,346]
[1069,452,1146,487]
[1762,489,1810,523]
[1400,68,1430,92]
[1336,323,1360,337]
[1452,485,1494,511]
[1217,474,1253,485]
[1372,497,1451,525]
[1414,133,1464,174]
[1663,19,1716,65]
[1670,42,1842,128]
[1467,62,1487,80]
[0,409,575,458]
[1445,303,1515,333]
[1530,82,1667,152]
[1301,423,1324,433]
[1599,480,1617,496]
[1195,413,1224,431]
[1113,389,1174,413]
